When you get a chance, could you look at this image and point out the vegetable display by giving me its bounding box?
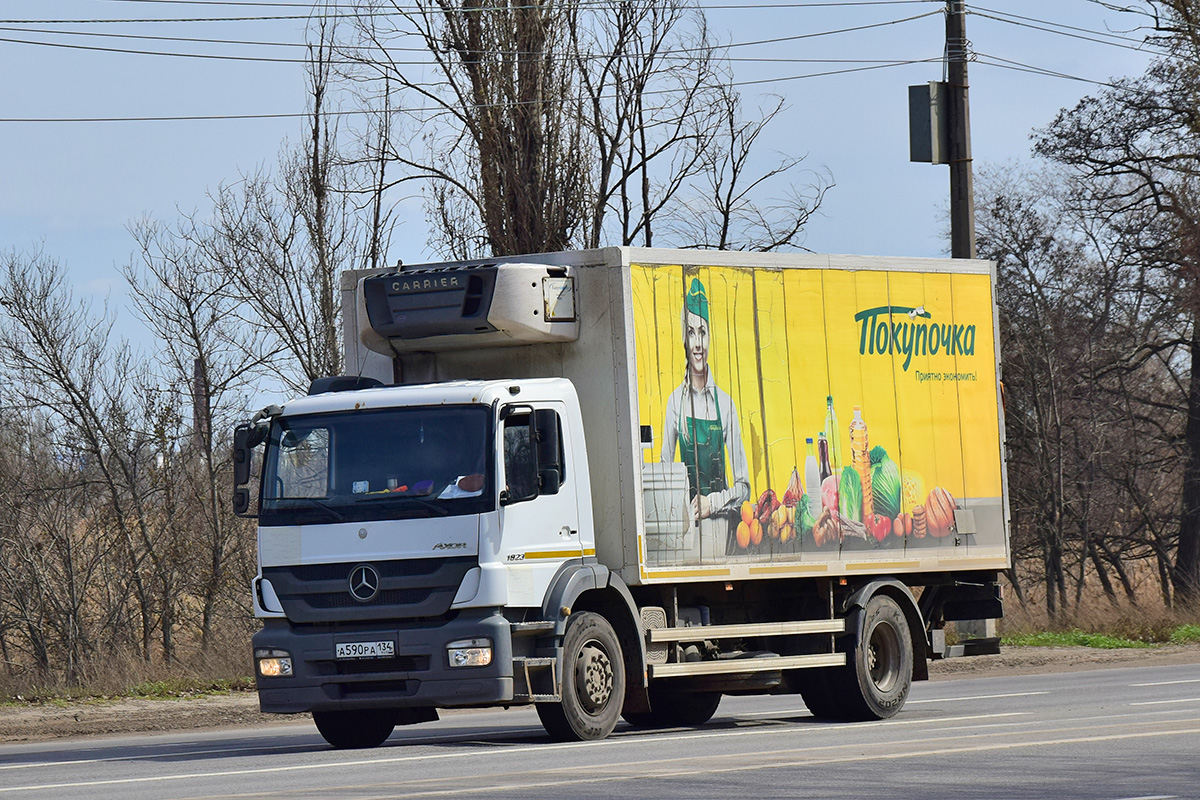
[729,409,960,552]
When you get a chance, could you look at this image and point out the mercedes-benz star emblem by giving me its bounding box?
[348,564,380,603]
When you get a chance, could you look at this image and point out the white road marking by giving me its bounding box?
[9,725,1194,798]
[1129,698,1200,706]
[4,713,1198,795]
[1131,678,1200,687]
[907,691,1050,704]
[0,726,549,772]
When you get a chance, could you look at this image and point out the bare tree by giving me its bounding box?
[1033,1,1200,603]
[978,160,1190,614]
[126,221,261,648]
[190,16,362,392]
[0,249,179,662]
[661,90,831,251]
[342,0,829,257]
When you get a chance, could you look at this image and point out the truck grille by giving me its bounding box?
[263,557,476,623]
[335,656,430,675]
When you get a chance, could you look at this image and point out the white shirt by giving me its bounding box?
[661,371,751,514]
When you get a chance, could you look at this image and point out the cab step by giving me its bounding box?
[512,655,559,701]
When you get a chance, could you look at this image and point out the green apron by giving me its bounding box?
[679,398,727,498]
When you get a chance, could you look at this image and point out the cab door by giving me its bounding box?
[498,402,583,607]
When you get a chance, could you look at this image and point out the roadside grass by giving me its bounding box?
[1002,630,1156,649]
[1169,623,1200,644]
[129,676,256,700]
[999,589,1200,649]
[0,634,257,706]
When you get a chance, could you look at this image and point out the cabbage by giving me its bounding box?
[839,467,862,523]
[872,454,902,519]
[798,494,817,538]
[869,445,889,466]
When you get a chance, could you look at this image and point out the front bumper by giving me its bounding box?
[253,608,514,714]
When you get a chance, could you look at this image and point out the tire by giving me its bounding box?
[536,611,626,741]
[797,669,842,719]
[313,709,396,749]
[828,594,914,720]
[622,687,721,728]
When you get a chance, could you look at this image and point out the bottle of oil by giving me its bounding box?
[849,406,873,520]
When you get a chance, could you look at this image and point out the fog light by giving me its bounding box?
[447,638,492,667]
[255,648,293,677]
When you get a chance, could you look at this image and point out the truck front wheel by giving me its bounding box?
[536,611,625,741]
[313,709,396,749]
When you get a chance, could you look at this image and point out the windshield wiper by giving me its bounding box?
[280,497,346,522]
[356,495,449,517]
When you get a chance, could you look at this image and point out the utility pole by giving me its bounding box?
[946,0,976,259]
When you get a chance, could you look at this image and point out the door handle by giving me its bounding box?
[561,526,578,536]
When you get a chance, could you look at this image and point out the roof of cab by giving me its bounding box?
[274,377,574,417]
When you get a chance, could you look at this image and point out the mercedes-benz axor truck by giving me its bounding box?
[233,247,1010,748]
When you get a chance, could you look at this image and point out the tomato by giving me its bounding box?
[868,514,891,543]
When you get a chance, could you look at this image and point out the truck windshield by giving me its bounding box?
[259,404,493,525]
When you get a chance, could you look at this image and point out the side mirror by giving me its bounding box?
[534,408,561,496]
[233,424,254,486]
[233,423,266,517]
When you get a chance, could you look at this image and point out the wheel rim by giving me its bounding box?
[574,639,614,714]
[867,620,901,693]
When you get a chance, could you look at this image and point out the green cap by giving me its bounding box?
[685,277,709,321]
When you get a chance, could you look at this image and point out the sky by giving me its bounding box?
[0,1,1164,340]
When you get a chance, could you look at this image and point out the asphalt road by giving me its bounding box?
[1,663,1198,799]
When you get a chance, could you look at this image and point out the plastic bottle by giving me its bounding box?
[849,406,873,520]
[804,438,821,517]
[824,396,842,474]
[817,432,832,483]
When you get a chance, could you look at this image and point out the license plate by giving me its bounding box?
[336,640,395,660]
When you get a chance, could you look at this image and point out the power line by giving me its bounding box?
[0,9,942,64]
[0,34,306,62]
[0,57,938,123]
[969,7,1162,55]
[0,23,308,49]
[969,4,1150,44]
[972,52,1120,89]
[1,1,942,25]
[0,25,929,67]
[62,0,944,13]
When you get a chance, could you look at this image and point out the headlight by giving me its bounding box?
[255,648,293,677]
[447,638,492,667]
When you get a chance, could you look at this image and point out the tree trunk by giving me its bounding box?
[1176,307,1200,606]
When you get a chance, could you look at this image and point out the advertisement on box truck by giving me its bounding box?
[234,248,1010,750]
[632,263,1005,572]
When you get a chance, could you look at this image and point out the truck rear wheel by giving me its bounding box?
[828,594,913,720]
[622,687,722,728]
[797,669,841,719]
[313,709,396,749]
[536,611,625,741]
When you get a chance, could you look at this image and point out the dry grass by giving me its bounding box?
[0,631,254,704]
[1000,589,1200,645]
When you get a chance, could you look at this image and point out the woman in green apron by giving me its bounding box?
[661,277,751,530]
